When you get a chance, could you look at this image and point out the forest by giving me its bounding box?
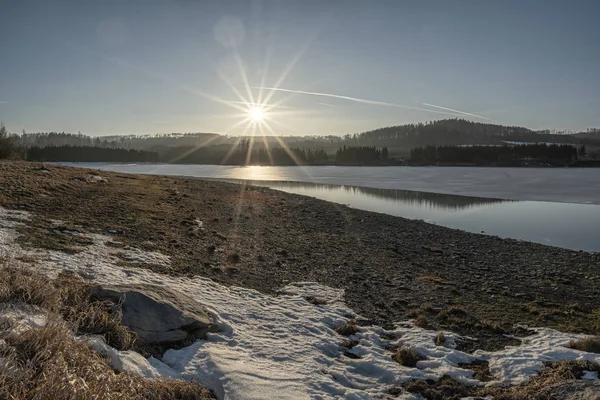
[409,144,583,165]
[11,119,600,156]
[161,139,328,165]
[2,119,599,164]
[335,146,389,165]
[25,146,160,163]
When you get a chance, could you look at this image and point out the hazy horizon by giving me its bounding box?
[2,0,599,136]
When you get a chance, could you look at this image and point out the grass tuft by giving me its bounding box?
[0,264,214,399]
[434,331,446,346]
[0,319,212,399]
[392,346,425,368]
[305,296,328,305]
[568,336,600,354]
[334,319,360,336]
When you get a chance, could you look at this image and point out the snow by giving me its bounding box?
[0,304,48,333]
[1,206,600,399]
[581,371,599,381]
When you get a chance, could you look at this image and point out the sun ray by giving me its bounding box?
[244,125,257,166]
[218,71,252,111]
[166,134,222,164]
[221,122,253,164]
[259,134,275,166]
[260,32,319,107]
[256,45,272,106]
[232,48,256,105]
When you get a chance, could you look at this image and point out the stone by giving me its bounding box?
[91,284,216,346]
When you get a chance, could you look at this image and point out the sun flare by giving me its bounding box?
[249,107,264,122]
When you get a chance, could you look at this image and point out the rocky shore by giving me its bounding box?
[1,161,599,352]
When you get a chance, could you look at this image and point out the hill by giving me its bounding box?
[12,119,600,158]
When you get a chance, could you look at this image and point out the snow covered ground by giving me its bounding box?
[1,206,599,399]
[58,163,600,205]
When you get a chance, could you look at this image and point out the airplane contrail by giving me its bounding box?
[222,100,291,109]
[251,86,473,118]
[422,103,492,121]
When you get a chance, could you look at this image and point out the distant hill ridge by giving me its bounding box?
[12,119,600,155]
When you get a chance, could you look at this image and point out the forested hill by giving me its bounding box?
[11,119,600,156]
[344,120,600,150]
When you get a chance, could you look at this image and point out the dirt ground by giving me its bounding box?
[1,161,599,352]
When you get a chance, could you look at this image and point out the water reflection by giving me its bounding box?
[229,180,509,211]
[224,180,600,253]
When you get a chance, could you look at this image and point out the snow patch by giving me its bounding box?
[1,206,600,399]
[581,370,599,381]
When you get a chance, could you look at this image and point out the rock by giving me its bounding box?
[91,284,216,346]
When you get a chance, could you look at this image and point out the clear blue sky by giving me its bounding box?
[1,0,599,135]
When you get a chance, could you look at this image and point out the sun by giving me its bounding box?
[249,106,264,122]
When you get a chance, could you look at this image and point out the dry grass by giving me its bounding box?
[434,331,446,346]
[0,320,212,399]
[414,315,431,328]
[392,346,425,368]
[402,360,600,399]
[0,265,213,398]
[568,336,600,354]
[0,267,136,351]
[334,319,360,336]
[305,296,328,305]
[480,360,600,399]
[458,360,493,382]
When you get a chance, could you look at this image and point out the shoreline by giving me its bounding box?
[1,161,599,352]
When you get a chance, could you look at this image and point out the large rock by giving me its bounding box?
[91,284,216,346]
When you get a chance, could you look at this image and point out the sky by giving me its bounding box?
[1,0,599,136]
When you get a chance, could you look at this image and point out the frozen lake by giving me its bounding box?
[58,163,600,252]
[63,163,600,204]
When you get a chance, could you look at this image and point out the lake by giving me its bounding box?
[59,163,600,252]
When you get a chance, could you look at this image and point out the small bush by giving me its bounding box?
[568,336,600,354]
[392,346,425,367]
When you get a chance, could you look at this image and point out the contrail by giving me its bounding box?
[252,86,469,118]
[316,102,338,107]
[422,103,492,121]
[0,101,9,104]
[222,100,291,109]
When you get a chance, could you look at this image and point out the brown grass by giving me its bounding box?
[334,319,360,336]
[392,346,425,368]
[458,360,493,382]
[0,265,213,398]
[480,360,600,399]
[0,320,212,399]
[434,331,446,346]
[568,336,600,354]
[305,296,328,305]
[414,315,431,328]
[402,360,600,399]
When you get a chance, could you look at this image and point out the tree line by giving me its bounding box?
[409,144,582,165]
[335,146,389,165]
[162,139,329,165]
[25,146,160,163]
[12,119,600,155]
